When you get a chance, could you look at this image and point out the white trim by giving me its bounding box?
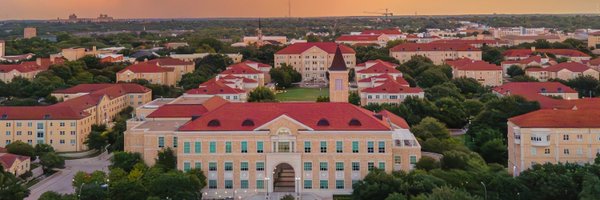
[253,114,314,131]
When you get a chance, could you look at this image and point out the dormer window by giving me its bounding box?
[207,119,221,127]
[349,118,362,126]
[43,114,51,120]
[242,119,255,126]
[317,118,330,126]
[1,114,7,120]
[540,88,547,93]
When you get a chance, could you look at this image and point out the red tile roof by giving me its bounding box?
[431,39,509,45]
[336,35,380,42]
[390,43,479,52]
[446,58,501,71]
[361,29,402,35]
[504,49,590,58]
[502,56,543,65]
[0,58,64,73]
[356,59,398,68]
[503,35,561,40]
[509,109,600,128]
[53,83,150,95]
[185,78,245,95]
[147,96,229,118]
[357,74,409,86]
[590,31,600,36]
[492,82,584,109]
[118,63,173,73]
[0,105,89,120]
[240,60,271,69]
[542,62,594,72]
[146,58,194,66]
[361,78,423,94]
[221,62,262,75]
[588,57,600,66]
[275,42,355,54]
[178,102,394,131]
[0,153,30,170]
[220,74,258,83]
[356,63,401,74]
[378,110,409,129]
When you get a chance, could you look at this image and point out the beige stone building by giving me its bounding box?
[588,31,600,48]
[508,109,600,175]
[446,58,503,86]
[61,48,86,61]
[117,58,194,86]
[503,48,591,63]
[390,43,481,65]
[23,27,37,39]
[526,62,600,82]
[335,34,391,47]
[358,74,424,106]
[275,42,356,82]
[0,84,151,152]
[0,57,65,83]
[0,153,30,176]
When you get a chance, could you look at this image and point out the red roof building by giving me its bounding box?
[390,43,482,65]
[446,58,503,86]
[275,42,355,55]
[525,62,600,81]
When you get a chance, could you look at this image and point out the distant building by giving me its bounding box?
[232,19,287,47]
[117,58,194,86]
[446,58,503,86]
[429,39,509,48]
[23,27,37,39]
[525,62,600,81]
[0,153,30,176]
[0,57,65,83]
[335,34,391,47]
[274,42,356,82]
[360,29,403,40]
[493,82,579,104]
[358,74,424,105]
[588,31,600,48]
[500,56,555,77]
[169,53,244,63]
[0,40,4,57]
[503,47,591,63]
[49,14,116,23]
[61,48,86,61]
[165,42,189,49]
[184,78,248,102]
[502,35,563,46]
[389,43,481,65]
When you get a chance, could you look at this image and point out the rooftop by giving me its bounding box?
[276,42,355,54]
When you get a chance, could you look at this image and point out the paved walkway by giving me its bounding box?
[26,152,111,200]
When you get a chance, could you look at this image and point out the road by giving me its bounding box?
[26,152,111,200]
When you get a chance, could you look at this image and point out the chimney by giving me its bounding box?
[531,46,536,52]
[36,58,42,66]
[92,46,97,52]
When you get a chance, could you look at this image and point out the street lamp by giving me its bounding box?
[295,177,301,200]
[480,181,487,200]
[265,177,271,200]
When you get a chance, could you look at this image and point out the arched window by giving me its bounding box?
[207,119,221,127]
[317,118,330,126]
[277,127,291,135]
[242,119,255,126]
[349,118,362,126]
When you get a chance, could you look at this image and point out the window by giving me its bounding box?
[304,180,312,189]
[241,162,249,171]
[320,141,327,153]
[224,180,233,189]
[320,180,329,189]
[209,162,217,171]
[158,137,164,148]
[16,122,21,127]
[183,142,191,154]
[208,180,217,189]
[304,162,312,171]
[60,122,65,127]
[544,149,550,154]
[320,162,328,171]
[335,162,344,171]
[577,134,583,141]
[304,141,311,153]
[195,162,202,169]
[256,162,265,171]
[224,162,233,171]
[183,162,191,172]
[564,149,570,155]
[368,162,375,171]
[37,123,43,129]
[257,141,264,153]
[16,131,21,136]
[352,162,360,171]
[531,148,537,155]
[394,156,402,164]
[352,141,359,153]
[336,141,343,153]
[225,142,232,153]
[209,141,216,153]
[563,134,569,141]
[410,156,417,164]
[336,180,344,189]
[256,180,265,189]
[378,141,385,153]
[378,162,385,170]
[367,141,374,153]
[5,131,10,136]
[194,141,201,154]
[173,137,178,147]
[240,180,249,189]
[5,123,10,127]
[241,141,248,153]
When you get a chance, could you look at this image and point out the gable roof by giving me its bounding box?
[336,35,380,42]
[510,109,600,128]
[0,153,29,169]
[178,102,393,131]
[118,63,173,74]
[431,39,509,46]
[447,59,501,71]
[542,62,594,72]
[504,49,590,58]
[221,62,262,75]
[357,73,409,86]
[361,78,423,94]
[145,58,194,66]
[275,42,355,54]
[378,110,410,129]
[0,105,89,120]
[53,83,150,95]
[361,29,402,35]
[185,78,245,95]
[390,43,479,52]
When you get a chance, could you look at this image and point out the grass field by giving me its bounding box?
[275,87,329,102]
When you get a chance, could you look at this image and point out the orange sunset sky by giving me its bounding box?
[0,0,599,20]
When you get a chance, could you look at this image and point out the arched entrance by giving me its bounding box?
[273,163,295,192]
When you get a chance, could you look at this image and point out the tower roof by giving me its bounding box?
[328,45,348,71]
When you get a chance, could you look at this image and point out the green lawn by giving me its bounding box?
[275,87,329,102]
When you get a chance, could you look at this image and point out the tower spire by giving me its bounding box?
[328,45,347,71]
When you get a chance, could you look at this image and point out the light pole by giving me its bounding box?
[265,177,271,200]
[295,177,301,200]
[480,181,487,200]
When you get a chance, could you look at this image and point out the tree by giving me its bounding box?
[39,152,65,173]
[482,46,504,65]
[110,151,143,172]
[352,169,401,200]
[479,138,507,165]
[247,87,277,102]
[415,186,481,200]
[84,129,107,151]
[0,170,30,200]
[565,75,600,97]
[147,171,203,200]
[416,157,441,171]
[506,65,524,78]
[579,173,600,200]
[155,148,177,170]
[384,193,407,200]
[441,150,487,171]
[349,91,360,105]
[34,143,55,157]
[281,194,295,200]
[410,117,451,141]
[433,97,468,128]
[178,72,209,90]
[39,191,76,200]
[316,96,330,102]
[270,64,301,89]
[416,68,450,88]
[6,141,35,158]
[425,82,465,101]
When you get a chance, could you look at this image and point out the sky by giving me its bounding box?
[0,0,599,20]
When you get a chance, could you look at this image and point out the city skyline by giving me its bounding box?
[1,0,600,20]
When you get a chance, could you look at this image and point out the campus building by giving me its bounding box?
[0,57,65,83]
[525,62,600,82]
[274,42,356,82]
[355,60,424,105]
[389,43,481,65]
[116,58,195,86]
[124,47,421,199]
[446,58,503,87]
[0,84,151,152]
